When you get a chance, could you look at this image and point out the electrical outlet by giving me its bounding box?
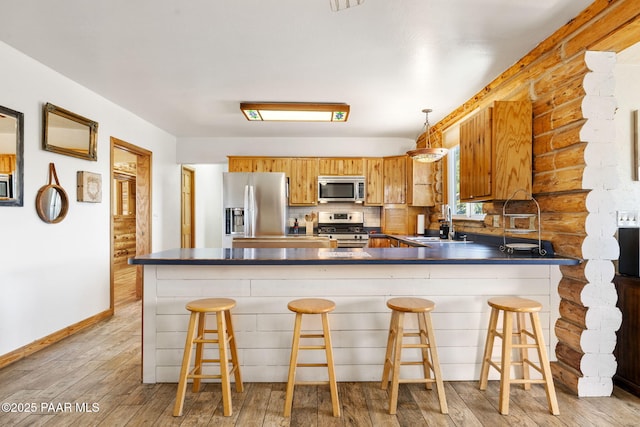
[493,215,500,228]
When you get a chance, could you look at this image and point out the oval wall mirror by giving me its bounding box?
[0,104,24,207]
[43,103,98,161]
[36,163,69,224]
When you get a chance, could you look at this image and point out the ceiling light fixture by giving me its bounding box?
[240,102,350,122]
[329,0,365,12]
[406,108,448,163]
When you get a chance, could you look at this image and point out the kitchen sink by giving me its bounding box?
[405,236,473,244]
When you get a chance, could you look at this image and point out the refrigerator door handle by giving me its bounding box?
[244,184,256,237]
[243,185,250,237]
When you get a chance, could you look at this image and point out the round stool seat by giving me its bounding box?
[288,298,335,314]
[488,296,541,313]
[387,297,435,313]
[186,298,236,313]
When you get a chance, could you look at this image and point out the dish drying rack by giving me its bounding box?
[499,189,546,256]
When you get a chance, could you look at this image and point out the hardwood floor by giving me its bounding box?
[113,264,137,307]
[1,301,639,426]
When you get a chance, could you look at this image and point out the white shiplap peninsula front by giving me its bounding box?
[135,247,576,384]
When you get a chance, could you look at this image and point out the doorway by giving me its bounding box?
[110,137,152,310]
[181,165,196,248]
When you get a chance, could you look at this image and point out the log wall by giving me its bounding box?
[427,0,640,396]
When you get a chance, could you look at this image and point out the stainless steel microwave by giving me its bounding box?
[317,176,365,203]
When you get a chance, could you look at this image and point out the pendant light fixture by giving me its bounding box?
[406,108,448,163]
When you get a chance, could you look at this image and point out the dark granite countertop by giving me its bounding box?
[130,243,580,266]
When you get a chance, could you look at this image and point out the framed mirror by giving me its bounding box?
[36,163,69,224]
[0,104,24,207]
[43,103,98,161]
[36,184,69,223]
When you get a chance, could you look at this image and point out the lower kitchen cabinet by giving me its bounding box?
[367,236,391,248]
[614,274,640,397]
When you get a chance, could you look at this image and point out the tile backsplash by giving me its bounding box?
[288,204,381,228]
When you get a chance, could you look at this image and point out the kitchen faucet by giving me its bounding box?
[447,205,454,240]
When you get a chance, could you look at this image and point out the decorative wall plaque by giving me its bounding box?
[77,171,102,203]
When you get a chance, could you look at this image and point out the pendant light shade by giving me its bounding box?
[406,108,448,163]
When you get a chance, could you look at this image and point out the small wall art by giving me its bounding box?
[77,171,102,202]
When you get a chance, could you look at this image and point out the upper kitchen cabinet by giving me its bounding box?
[0,154,16,174]
[382,155,434,207]
[318,158,364,176]
[407,158,435,207]
[364,158,384,206]
[289,158,319,206]
[227,156,291,174]
[254,157,291,174]
[459,100,532,202]
[383,155,407,204]
[228,156,255,172]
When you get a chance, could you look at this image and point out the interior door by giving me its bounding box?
[181,166,195,248]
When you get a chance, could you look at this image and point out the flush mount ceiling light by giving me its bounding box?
[240,102,350,122]
[329,0,365,12]
[406,108,448,163]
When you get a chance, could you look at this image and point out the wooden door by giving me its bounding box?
[181,166,195,248]
[134,151,151,299]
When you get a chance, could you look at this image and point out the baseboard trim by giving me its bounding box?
[0,308,114,369]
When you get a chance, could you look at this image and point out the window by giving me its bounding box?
[447,145,484,219]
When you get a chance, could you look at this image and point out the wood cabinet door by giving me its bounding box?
[289,158,318,205]
[254,157,291,176]
[368,237,390,248]
[365,158,384,206]
[492,101,532,200]
[228,157,254,172]
[318,158,364,176]
[0,154,16,173]
[407,157,434,207]
[383,156,406,204]
[459,107,492,201]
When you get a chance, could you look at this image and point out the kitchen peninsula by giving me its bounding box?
[131,244,578,384]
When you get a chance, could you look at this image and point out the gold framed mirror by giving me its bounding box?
[43,103,98,161]
[0,104,24,207]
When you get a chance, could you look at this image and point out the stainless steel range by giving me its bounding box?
[317,211,369,248]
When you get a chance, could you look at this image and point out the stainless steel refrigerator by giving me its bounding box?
[222,172,288,247]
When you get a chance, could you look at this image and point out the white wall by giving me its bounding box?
[191,163,226,247]
[613,55,640,210]
[0,41,180,356]
[176,136,414,164]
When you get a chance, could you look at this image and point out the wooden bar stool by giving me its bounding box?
[284,298,340,417]
[380,297,448,415]
[479,296,559,415]
[173,298,243,417]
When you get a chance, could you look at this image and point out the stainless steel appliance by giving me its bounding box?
[317,211,369,248]
[223,172,288,247]
[317,176,365,203]
[0,173,12,198]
